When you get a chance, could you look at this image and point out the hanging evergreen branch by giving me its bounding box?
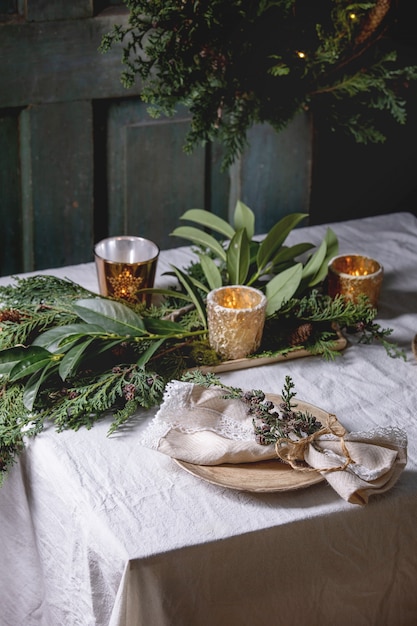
[100,0,417,167]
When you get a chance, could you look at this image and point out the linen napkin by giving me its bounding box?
[141,380,407,505]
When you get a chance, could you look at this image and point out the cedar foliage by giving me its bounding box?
[100,0,417,167]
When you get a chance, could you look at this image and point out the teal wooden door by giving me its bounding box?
[0,1,312,276]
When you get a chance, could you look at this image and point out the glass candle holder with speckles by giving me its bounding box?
[327,254,383,309]
[94,236,159,305]
[206,285,267,361]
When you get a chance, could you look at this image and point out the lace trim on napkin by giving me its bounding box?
[345,426,407,448]
[141,380,254,450]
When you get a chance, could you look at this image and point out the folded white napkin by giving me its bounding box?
[141,381,407,505]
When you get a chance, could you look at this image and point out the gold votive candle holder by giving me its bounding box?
[94,236,159,304]
[206,285,267,361]
[327,254,383,308]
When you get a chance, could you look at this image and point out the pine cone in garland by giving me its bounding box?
[0,309,23,323]
[355,0,391,46]
[287,322,314,347]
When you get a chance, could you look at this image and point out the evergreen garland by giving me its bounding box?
[100,0,417,167]
[0,206,404,484]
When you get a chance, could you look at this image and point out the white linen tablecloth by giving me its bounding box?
[1,212,417,626]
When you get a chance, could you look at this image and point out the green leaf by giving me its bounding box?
[186,274,210,294]
[136,337,165,367]
[59,337,96,381]
[179,209,235,239]
[270,242,315,267]
[138,287,194,304]
[9,346,57,382]
[170,266,207,328]
[265,263,303,316]
[0,346,47,376]
[233,201,255,239]
[73,298,147,337]
[301,239,328,287]
[308,228,339,286]
[23,361,58,411]
[227,228,250,284]
[170,226,226,261]
[33,323,106,352]
[257,213,308,271]
[198,254,223,290]
[144,317,185,335]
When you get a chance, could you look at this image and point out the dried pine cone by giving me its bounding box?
[0,309,23,323]
[288,322,313,347]
[355,0,391,45]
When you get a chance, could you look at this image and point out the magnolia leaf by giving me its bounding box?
[179,208,235,239]
[33,323,106,352]
[301,239,328,287]
[144,317,185,335]
[198,254,223,290]
[170,266,207,328]
[0,345,48,376]
[9,346,57,383]
[170,226,226,261]
[59,337,96,381]
[270,242,315,267]
[138,287,194,303]
[257,213,308,271]
[227,228,250,284]
[186,274,210,294]
[308,228,339,286]
[73,298,147,337]
[23,361,58,411]
[265,263,303,316]
[233,200,255,239]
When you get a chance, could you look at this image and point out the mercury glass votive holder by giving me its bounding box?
[206,285,267,361]
[327,254,383,308]
[94,236,159,305]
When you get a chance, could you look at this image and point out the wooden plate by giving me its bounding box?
[174,394,341,493]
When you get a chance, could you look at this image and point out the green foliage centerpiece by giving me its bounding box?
[0,203,400,483]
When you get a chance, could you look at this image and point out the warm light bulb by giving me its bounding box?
[296,51,306,59]
[349,12,357,20]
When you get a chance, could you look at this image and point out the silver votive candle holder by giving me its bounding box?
[94,236,159,305]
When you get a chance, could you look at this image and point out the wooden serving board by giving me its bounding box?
[198,332,347,374]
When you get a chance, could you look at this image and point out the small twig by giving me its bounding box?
[162,303,195,322]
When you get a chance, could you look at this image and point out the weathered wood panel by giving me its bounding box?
[20,102,94,270]
[0,6,313,275]
[0,110,21,275]
[237,114,312,233]
[106,100,207,249]
[310,88,417,224]
[0,12,138,108]
[25,0,93,21]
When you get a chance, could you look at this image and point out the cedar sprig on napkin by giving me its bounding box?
[182,371,322,445]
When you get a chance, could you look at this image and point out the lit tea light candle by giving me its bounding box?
[327,254,383,308]
[206,285,267,361]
